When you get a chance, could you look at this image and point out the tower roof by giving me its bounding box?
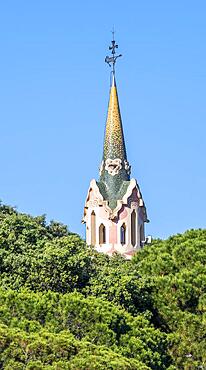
[103,75,127,162]
[97,37,131,209]
[98,81,131,209]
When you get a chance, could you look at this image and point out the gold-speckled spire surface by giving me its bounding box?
[103,74,127,161]
[98,38,130,208]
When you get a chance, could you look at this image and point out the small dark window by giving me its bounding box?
[120,223,126,245]
[99,223,106,244]
[131,210,136,247]
[91,211,96,245]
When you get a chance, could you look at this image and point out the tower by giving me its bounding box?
[82,37,148,259]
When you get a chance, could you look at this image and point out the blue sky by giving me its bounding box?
[0,1,205,239]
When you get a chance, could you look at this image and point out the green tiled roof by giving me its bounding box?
[97,180,130,210]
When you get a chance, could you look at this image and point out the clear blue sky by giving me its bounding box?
[0,1,205,239]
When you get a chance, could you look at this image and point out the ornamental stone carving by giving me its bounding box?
[131,201,138,209]
[88,200,99,207]
[124,160,131,175]
[105,158,122,176]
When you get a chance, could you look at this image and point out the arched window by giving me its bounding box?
[99,223,106,244]
[131,210,136,247]
[120,223,126,245]
[91,211,96,245]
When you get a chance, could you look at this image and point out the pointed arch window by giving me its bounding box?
[120,223,126,245]
[91,211,96,245]
[99,223,106,244]
[131,210,136,247]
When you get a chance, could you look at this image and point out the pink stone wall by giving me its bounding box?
[88,189,95,201]
[118,206,128,220]
[109,222,117,244]
[99,207,108,220]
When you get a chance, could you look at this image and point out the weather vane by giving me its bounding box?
[105,29,122,75]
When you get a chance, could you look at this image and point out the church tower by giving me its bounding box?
[83,37,148,259]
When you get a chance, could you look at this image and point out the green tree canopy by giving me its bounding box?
[0,203,205,369]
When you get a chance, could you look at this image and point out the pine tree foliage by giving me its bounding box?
[0,203,205,369]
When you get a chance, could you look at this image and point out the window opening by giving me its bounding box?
[120,223,126,245]
[131,210,136,247]
[91,211,96,245]
[99,223,106,244]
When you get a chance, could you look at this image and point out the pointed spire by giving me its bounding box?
[100,74,130,189]
[103,75,127,162]
[98,37,131,209]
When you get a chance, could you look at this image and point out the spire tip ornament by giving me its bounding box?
[105,31,122,75]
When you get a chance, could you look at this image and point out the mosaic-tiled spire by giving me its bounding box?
[98,74,131,207]
[98,38,131,209]
[103,74,127,161]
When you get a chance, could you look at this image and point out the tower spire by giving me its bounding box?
[82,35,148,259]
[99,38,131,206]
[102,74,127,163]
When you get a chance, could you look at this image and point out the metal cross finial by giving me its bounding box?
[105,30,122,75]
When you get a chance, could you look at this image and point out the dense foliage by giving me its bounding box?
[0,202,205,369]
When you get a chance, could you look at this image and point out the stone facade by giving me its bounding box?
[83,179,147,260]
